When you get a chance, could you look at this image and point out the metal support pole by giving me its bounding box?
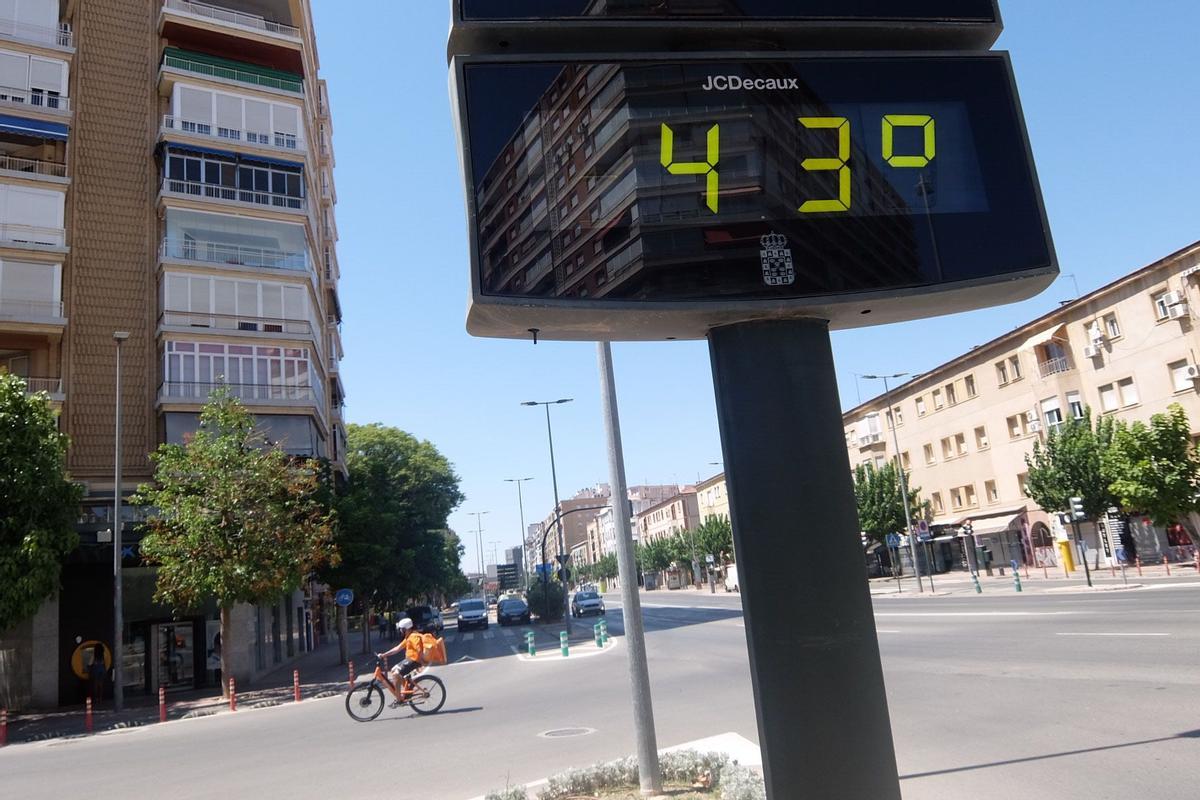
[1073,520,1093,587]
[112,331,129,711]
[709,320,901,800]
[597,341,662,795]
[543,405,572,633]
[880,374,923,594]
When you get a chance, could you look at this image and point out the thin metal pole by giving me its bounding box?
[882,376,923,593]
[597,342,661,795]
[544,404,570,632]
[516,481,527,581]
[112,337,125,711]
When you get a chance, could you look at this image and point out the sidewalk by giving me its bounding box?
[2,633,397,747]
[868,561,1199,596]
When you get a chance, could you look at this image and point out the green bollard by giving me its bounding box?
[599,618,608,645]
[972,572,983,594]
[526,630,536,657]
[560,631,569,658]
[1013,572,1023,593]
[594,622,602,648]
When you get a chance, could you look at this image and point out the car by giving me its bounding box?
[497,598,531,626]
[405,604,444,634]
[456,598,489,631]
[571,590,605,618]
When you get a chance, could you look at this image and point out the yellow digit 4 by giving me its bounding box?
[882,115,936,168]
[660,122,720,213]
[798,117,851,213]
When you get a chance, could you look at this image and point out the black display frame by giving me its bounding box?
[451,50,1056,342]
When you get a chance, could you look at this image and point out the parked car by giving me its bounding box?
[456,598,489,631]
[497,598,531,626]
[405,604,444,634]
[571,590,605,618]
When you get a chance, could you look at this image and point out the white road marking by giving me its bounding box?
[874,611,1078,618]
[876,630,903,634]
[460,632,475,642]
[1055,632,1170,637]
[483,630,494,640]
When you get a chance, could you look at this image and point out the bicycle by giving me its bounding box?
[345,657,447,722]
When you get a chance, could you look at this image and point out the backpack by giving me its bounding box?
[420,632,447,665]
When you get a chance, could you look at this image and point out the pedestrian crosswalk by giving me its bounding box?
[456,630,498,642]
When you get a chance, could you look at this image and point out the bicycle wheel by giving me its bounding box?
[409,675,446,715]
[345,681,386,722]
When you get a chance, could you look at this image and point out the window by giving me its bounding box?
[1010,355,1022,380]
[1103,313,1121,339]
[1041,397,1064,431]
[1017,472,1030,497]
[941,437,954,459]
[975,426,990,449]
[933,388,944,409]
[892,405,903,426]
[1067,391,1085,420]
[955,433,967,456]
[1153,290,1171,320]
[1098,382,1118,412]
[1170,360,1197,393]
[945,383,958,405]
[931,492,944,515]
[901,451,911,470]
[1118,377,1139,406]
[995,360,1009,385]
[923,443,935,465]
[950,487,964,509]
[874,455,886,469]
[985,480,999,503]
[1007,414,1028,439]
[915,396,927,416]
[965,374,977,397]
[964,484,978,507]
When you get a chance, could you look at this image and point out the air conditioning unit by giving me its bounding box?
[1168,303,1190,320]
[1083,344,1102,358]
[1185,364,1200,382]
[1162,290,1185,306]
[1028,420,1042,432]
[1025,409,1039,423]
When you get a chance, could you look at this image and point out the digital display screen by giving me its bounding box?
[460,0,997,22]
[461,55,1052,305]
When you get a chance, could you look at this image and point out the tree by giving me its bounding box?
[1024,409,1116,519]
[134,389,336,693]
[694,515,734,564]
[526,580,565,621]
[853,462,923,544]
[1103,403,1200,530]
[639,538,674,573]
[0,374,82,632]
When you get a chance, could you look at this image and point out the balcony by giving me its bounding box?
[160,177,306,213]
[0,153,67,179]
[0,222,65,248]
[1038,356,1073,378]
[0,18,73,49]
[162,115,303,155]
[159,380,320,406]
[857,432,885,449]
[323,247,338,282]
[160,237,309,274]
[0,298,64,324]
[0,87,70,115]
[162,0,300,40]
[18,375,63,399]
[162,51,303,95]
[159,310,313,338]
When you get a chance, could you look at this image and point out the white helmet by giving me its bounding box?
[395,617,413,632]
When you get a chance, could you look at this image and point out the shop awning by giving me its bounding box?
[0,114,69,141]
[1021,324,1067,352]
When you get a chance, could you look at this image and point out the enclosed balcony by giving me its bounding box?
[162,114,302,155]
[0,260,63,330]
[159,309,314,337]
[161,47,303,96]
[0,16,72,50]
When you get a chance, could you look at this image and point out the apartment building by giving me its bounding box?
[636,488,700,544]
[843,241,1200,573]
[0,0,344,709]
[696,472,729,522]
[530,485,611,568]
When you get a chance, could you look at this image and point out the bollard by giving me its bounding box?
[600,618,609,645]
[229,677,236,712]
[1024,564,1030,580]
[1110,562,1116,577]
[1042,563,1048,579]
[594,622,603,648]
[971,572,983,594]
[293,669,301,702]
[1163,555,1171,576]
[348,661,355,690]
[526,630,536,657]
[560,631,569,658]
[0,707,6,747]
[1013,571,1022,593]
[159,686,167,723]
[1195,549,1200,574]
[1136,557,1143,577]
[85,697,93,732]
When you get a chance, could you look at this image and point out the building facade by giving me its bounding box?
[0,0,344,709]
[696,472,729,523]
[843,241,1200,572]
[635,488,700,544]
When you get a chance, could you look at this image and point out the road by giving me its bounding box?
[3,585,1198,800]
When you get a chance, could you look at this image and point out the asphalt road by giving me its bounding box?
[3,584,1197,800]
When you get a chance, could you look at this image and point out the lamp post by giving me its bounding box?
[522,398,573,631]
[861,373,926,593]
[468,511,488,593]
[112,331,130,710]
[505,477,533,583]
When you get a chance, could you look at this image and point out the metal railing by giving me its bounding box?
[161,177,307,212]
[0,222,65,247]
[0,18,72,47]
[1038,356,1073,378]
[162,115,303,153]
[162,53,303,94]
[0,298,64,318]
[160,381,318,403]
[19,376,63,395]
[159,310,313,336]
[0,153,67,177]
[0,87,70,113]
[163,0,301,38]
[160,237,309,272]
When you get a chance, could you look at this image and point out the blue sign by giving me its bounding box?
[335,588,354,607]
[886,534,901,548]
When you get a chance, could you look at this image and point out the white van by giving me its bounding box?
[724,564,740,592]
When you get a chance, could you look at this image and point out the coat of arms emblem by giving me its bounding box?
[759,232,795,286]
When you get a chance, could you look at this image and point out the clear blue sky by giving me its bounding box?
[310,1,1200,574]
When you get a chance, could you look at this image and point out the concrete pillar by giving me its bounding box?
[30,594,59,707]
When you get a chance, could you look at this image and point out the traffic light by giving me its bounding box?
[1070,496,1086,521]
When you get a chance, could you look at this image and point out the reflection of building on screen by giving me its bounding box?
[474,61,923,302]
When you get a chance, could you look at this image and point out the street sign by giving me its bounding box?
[706,554,715,564]
[917,529,933,543]
[886,533,901,548]
[334,588,354,608]
[452,52,1055,341]
[497,563,520,590]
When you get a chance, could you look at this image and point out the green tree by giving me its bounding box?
[1103,403,1200,530]
[0,374,82,631]
[1024,409,1116,519]
[639,537,674,573]
[694,515,734,564]
[853,462,923,544]
[134,389,336,693]
[526,579,565,620]
[596,552,619,581]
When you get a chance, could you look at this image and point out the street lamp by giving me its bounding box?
[112,331,130,710]
[504,477,533,583]
[861,373,928,593]
[467,511,489,593]
[522,398,573,630]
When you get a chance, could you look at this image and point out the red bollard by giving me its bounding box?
[1136,557,1143,577]
[1163,555,1171,576]
[228,677,236,712]
[159,686,167,723]
[348,661,355,690]
[1110,561,1116,577]
[293,669,301,702]
[1,707,8,747]
[1194,550,1199,573]
[85,697,93,733]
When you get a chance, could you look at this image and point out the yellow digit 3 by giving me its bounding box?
[660,122,720,213]
[798,117,851,213]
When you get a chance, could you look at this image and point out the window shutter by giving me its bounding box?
[0,50,28,90]
[28,57,63,93]
[244,99,270,134]
[166,274,188,310]
[261,283,282,319]
[179,86,213,123]
[189,277,210,313]
[282,284,303,320]
[1,260,53,301]
[271,103,298,135]
[215,93,241,130]
[213,278,236,316]
[237,281,258,317]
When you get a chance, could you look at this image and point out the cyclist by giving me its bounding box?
[377,617,423,707]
